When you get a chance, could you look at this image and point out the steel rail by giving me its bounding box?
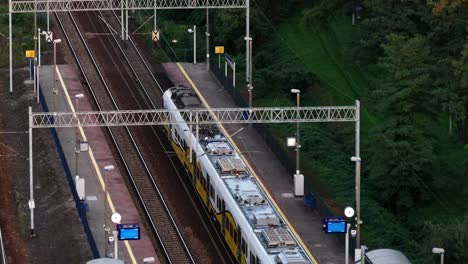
[101,9,234,262]
[0,227,6,264]
[55,11,194,263]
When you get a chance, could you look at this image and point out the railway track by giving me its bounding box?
[0,227,6,264]
[55,11,194,263]
[55,9,234,264]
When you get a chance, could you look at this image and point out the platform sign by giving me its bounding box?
[117,223,140,240]
[45,31,53,42]
[215,46,224,54]
[152,30,160,42]
[25,50,35,58]
[322,217,347,233]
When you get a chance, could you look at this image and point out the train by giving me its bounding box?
[162,86,312,264]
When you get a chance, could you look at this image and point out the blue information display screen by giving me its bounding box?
[117,223,140,240]
[322,217,347,234]
[327,221,346,233]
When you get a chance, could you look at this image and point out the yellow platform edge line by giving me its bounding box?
[176,63,318,264]
[56,66,138,264]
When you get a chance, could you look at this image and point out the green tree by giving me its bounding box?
[368,34,435,213]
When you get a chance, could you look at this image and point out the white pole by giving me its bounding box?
[113,230,119,259]
[206,9,210,71]
[355,100,361,248]
[345,223,351,264]
[38,29,42,66]
[47,0,49,31]
[29,107,35,237]
[37,28,41,104]
[9,11,12,95]
[125,0,129,40]
[121,0,124,40]
[37,66,40,104]
[154,6,157,30]
[246,0,250,83]
[233,62,236,88]
[193,25,197,64]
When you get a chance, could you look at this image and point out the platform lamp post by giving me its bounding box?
[188,25,196,64]
[36,29,47,103]
[103,164,114,257]
[432,248,445,264]
[290,88,303,196]
[74,93,85,180]
[52,38,62,95]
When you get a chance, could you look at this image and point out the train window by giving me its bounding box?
[250,252,254,264]
[241,237,245,255]
[210,184,215,199]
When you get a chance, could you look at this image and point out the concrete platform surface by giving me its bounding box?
[38,65,159,264]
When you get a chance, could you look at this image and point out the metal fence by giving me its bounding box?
[0,226,6,264]
[210,57,337,217]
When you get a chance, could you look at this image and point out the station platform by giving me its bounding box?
[38,65,158,264]
[163,62,346,264]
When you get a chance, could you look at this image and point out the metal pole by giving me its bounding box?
[9,11,12,95]
[47,0,49,31]
[194,25,197,64]
[355,100,361,248]
[38,29,41,66]
[29,107,35,237]
[233,62,236,88]
[345,223,351,264]
[104,170,108,256]
[75,98,80,178]
[248,38,253,109]
[441,253,444,264]
[121,0,124,40]
[205,8,210,71]
[34,4,37,94]
[37,68,40,103]
[125,0,129,40]
[245,0,250,83]
[296,92,300,175]
[53,42,57,95]
[154,6,157,30]
[113,230,119,259]
[37,28,41,104]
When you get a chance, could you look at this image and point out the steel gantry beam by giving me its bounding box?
[9,0,247,13]
[31,106,358,128]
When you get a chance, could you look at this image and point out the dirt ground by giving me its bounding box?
[0,69,91,263]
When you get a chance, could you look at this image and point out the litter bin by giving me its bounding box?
[304,192,316,208]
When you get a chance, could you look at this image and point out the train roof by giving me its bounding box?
[165,87,310,263]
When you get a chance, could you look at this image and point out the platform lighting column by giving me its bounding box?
[432,248,445,264]
[37,29,46,104]
[34,2,37,95]
[75,94,85,179]
[352,100,361,249]
[9,10,12,94]
[247,37,253,110]
[52,39,62,96]
[206,9,210,71]
[188,25,197,64]
[28,107,35,237]
[290,89,301,175]
[245,0,250,84]
[103,165,115,257]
